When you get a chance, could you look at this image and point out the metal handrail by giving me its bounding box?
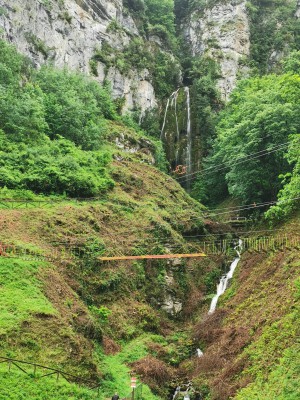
[0,356,101,392]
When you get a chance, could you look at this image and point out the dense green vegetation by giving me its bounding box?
[0,40,166,197]
[235,276,300,399]
[192,72,300,219]
[247,0,300,74]
[104,0,181,100]
[0,258,55,335]
[97,336,161,399]
[124,0,176,46]
[189,57,222,158]
[266,134,300,220]
[0,40,115,197]
[0,1,299,399]
[0,368,99,400]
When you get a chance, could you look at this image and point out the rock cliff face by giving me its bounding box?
[297,0,300,17]
[184,0,250,100]
[0,0,156,114]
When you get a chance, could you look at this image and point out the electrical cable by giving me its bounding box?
[171,121,292,172]
[177,142,290,182]
[204,196,300,216]
[182,228,288,238]
[49,197,300,244]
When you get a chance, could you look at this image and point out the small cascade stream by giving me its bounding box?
[208,239,243,314]
[172,241,242,397]
[172,382,193,400]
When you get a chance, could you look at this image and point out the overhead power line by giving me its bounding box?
[204,196,300,216]
[182,228,288,238]
[173,131,292,172]
[177,142,290,183]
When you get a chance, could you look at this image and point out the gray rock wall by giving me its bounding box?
[0,0,157,114]
[296,0,300,17]
[184,0,250,100]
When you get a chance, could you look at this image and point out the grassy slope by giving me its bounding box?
[0,152,223,399]
[190,213,300,400]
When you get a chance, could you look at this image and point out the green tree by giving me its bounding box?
[283,50,300,74]
[247,0,300,74]
[35,67,117,149]
[0,83,48,142]
[193,74,300,205]
[145,0,176,41]
[265,134,300,221]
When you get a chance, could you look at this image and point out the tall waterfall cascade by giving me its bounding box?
[208,239,243,314]
[160,87,194,189]
[161,89,180,140]
[185,87,192,189]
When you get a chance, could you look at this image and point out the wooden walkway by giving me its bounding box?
[0,235,298,263]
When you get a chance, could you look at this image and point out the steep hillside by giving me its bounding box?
[188,214,300,399]
[0,145,226,399]
[0,1,299,400]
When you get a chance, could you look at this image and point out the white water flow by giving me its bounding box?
[160,97,170,140]
[172,382,193,400]
[208,239,243,314]
[171,89,180,165]
[196,348,204,357]
[184,87,192,189]
[160,89,180,140]
[171,88,180,143]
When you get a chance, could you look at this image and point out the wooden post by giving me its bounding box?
[131,388,135,400]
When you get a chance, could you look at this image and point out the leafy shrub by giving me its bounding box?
[89,305,112,323]
[35,67,117,149]
[0,136,114,197]
[194,73,300,207]
[265,135,300,221]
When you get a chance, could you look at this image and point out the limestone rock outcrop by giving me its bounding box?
[184,0,250,100]
[0,0,157,114]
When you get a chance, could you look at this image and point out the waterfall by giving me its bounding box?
[172,385,181,400]
[160,89,180,140]
[172,382,193,400]
[171,88,180,144]
[160,97,170,140]
[196,348,204,357]
[208,239,243,314]
[184,87,192,189]
[160,87,193,181]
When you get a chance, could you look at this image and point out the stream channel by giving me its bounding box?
[171,239,243,400]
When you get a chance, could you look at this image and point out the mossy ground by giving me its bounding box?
[0,367,98,400]
[189,213,300,400]
[1,136,297,399]
[0,153,222,399]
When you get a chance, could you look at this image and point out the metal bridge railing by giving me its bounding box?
[123,384,143,400]
[198,235,300,255]
[0,235,299,264]
[0,356,101,393]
